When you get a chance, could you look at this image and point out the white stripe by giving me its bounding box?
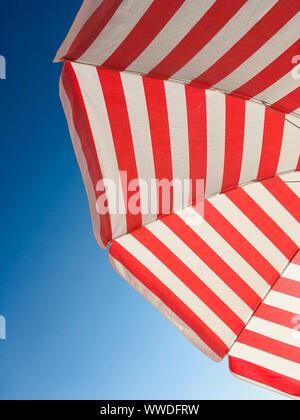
[127,0,215,73]
[229,342,300,381]
[280,172,300,183]
[59,77,103,248]
[246,316,300,348]
[109,254,221,361]
[173,1,277,81]
[209,194,288,272]
[147,220,251,321]
[257,72,299,105]
[79,0,153,65]
[205,90,225,196]
[283,263,300,283]
[120,72,157,225]
[73,62,127,239]
[239,101,265,184]
[279,173,300,197]
[177,207,270,296]
[116,234,236,347]
[286,183,300,197]
[277,118,300,173]
[164,81,190,211]
[244,182,300,246]
[54,0,103,61]
[215,14,300,93]
[264,291,300,315]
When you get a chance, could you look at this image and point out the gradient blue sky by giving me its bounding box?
[0,0,285,400]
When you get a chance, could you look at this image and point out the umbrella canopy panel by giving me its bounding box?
[60,61,299,247]
[56,0,300,117]
[229,249,300,399]
[109,175,300,363]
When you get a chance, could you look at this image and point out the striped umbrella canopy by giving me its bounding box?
[56,0,300,399]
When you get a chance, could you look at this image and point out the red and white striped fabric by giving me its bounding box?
[229,251,300,399]
[280,171,300,197]
[57,1,300,399]
[60,62,300,247]
[56,0,300,116]
[109,176,300,361]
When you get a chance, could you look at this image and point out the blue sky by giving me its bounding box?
[0,0,285,400]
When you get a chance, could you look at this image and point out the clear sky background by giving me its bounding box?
[0,0,285,400]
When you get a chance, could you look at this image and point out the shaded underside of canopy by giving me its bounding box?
[56,0,300,117]
[229,249,300,399]
[59,61,300,246]
[57,0,300,399]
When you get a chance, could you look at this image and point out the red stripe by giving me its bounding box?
[297,156,300,171]
[103,0,184,71]
[293,252,300,265]
[262,176,300,223]
[64,0,122,61]
[221,95,245,192]
[132,227,244,335]
[185,85,207,202]
[148,0,246,79]
[61,63,112,246]
[192,0,300,87]
[272,277,300,300]
[233,40,300,99]
[272,87,300,115]
[237,329,300,364]
[203,201,279,286]
[97,68,142,233]
[226,187,298,259]
[257,108,285,180]
[142,76,173,216]
[109,241,228,359]
[255,303,297,330]
[163,213,261,309]
[229,357,300,398]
